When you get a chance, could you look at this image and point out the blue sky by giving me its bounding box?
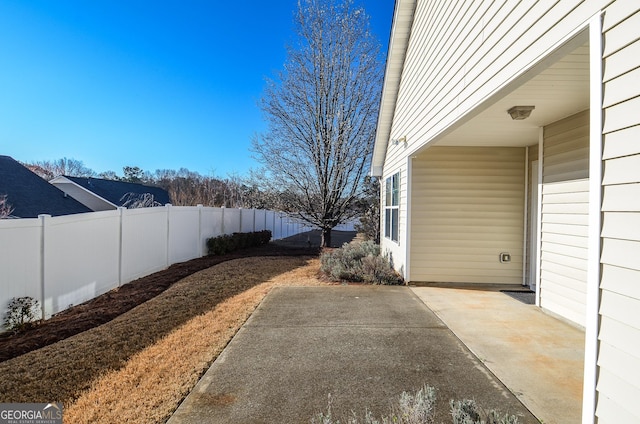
[0,1,393,178]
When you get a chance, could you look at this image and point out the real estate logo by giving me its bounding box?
[0,403,62,424]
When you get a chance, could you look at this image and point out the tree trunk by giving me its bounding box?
[321,227,332,248]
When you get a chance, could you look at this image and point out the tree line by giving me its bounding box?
[23,158,278,209]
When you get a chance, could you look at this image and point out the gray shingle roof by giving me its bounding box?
[64,176,171,207]
[0,155,93,218]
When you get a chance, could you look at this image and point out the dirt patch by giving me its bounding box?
[0,242,320,362]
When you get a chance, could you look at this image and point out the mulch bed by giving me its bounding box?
[0,243,320,363]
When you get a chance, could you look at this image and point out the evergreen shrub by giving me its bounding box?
[206,230,271,255]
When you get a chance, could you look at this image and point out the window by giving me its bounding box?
[384,172,399,242]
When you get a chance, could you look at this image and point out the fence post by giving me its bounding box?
[197,204,204,257]
[38,214,51,319]
[221,206,225,235]
[165,204,172,267]
[118,207,125,286]
[238,208,243,233]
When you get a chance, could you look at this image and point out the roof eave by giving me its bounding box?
[371,0,416,177]
[50,176,118,209]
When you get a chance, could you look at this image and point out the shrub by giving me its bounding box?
[320,241,403,285]
[312,385,519,424]
[450,399,520,424]
[206,230,272,255]
[3,296,41,332]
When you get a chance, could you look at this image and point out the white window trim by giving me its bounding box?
[384,172,400,243]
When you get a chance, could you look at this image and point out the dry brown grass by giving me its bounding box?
[0,256,326,424]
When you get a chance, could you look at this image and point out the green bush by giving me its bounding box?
[206,230,272,255]
[320,241,403,285]
[3,296,41,333]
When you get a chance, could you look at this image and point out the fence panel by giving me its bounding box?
[200,207,223,252]
[240,209,255,233]
[254,209,267,232]
[223,208,241,234]
[168,206,200,264]
[1,205,322,329]
[121,207,168,285]
[0,218,42,319]
[44,211,120,317]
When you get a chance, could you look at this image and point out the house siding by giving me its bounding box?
[377,1,640,421]
[540,111,589,327]
[383,0,610,279]
[410,146,524,284]
[389,0,611,159]
[597,5,640,422]
[380,160,408,276]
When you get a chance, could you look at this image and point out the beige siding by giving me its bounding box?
[598,5,640,421]
[387,0,610,169]
[410,147,524,284]
[380,161,408,277]
[540,111,589,327]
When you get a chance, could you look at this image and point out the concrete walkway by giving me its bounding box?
[169,286,538,423]
[411,285,585,424]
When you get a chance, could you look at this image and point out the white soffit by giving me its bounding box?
[434,43,590,148]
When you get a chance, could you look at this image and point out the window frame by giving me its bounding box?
[384,172,399,242]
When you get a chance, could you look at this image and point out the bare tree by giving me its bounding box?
[120,193,162,208]
[0,194,14,219]
[25,158,95,180]
[252,0,382,247]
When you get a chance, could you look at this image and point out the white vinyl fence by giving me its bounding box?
[0,205,345,323]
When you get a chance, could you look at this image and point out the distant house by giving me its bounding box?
[374,1,639,422]
[0,155,92,218]
[50,176,171,211]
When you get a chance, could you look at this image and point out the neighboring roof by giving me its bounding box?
[0,155,92,218]
[371,0,416,176]
[61,175,171,207]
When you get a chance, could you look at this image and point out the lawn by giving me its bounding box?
[0,254,327,423]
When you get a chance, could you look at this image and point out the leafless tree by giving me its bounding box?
[252,0,382,246]
[0,194,14,219]
[25,158,95,180]
[119,193,162,209]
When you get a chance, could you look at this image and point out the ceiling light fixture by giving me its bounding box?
[507,105,535,120]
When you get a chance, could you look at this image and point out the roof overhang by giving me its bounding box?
[50,176,118,209]
[371,0,416,177]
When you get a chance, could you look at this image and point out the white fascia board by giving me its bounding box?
[371,0,416,177]
[50,176,118,208]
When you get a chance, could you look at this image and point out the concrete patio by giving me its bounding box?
[168,284,585,423]
[411,284,585,424]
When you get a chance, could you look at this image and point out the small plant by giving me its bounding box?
[206,230,272,255]
[450,399,520,424]
[312,385,520,424]
[320,241,403,285]
[4,296,41,332]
